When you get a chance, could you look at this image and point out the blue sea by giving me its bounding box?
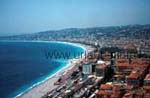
[0,41,84,98]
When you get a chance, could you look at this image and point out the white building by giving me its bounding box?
[82,63,92,75]
[95,60,106,76]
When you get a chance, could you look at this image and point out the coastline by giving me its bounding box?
[17,61,71,98]
[16,41,93,98]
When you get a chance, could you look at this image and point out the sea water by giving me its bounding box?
[0,41,84,98]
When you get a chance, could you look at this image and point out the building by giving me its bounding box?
[96,83,122,98]
[95,60,106,77]
[144,74,150,86]
[122,93,132,98]
[115,58,149,81]
[143,74,150,97]
[126,71,140,87]
[82,63,92,75]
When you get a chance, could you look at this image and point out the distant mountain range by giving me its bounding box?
[0,24,150,41]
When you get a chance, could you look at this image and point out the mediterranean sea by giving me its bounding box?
[0,41,84,98]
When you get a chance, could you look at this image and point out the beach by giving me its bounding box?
[17,42,93,98]
[18,62,73,98]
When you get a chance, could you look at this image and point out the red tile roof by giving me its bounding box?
[100,84,113,90]
[127,71,139,79]
[143,86,150,90]
[116,58,149,67]
[123,83,133,90]
[97,84,121,98]
[145,74,150,80]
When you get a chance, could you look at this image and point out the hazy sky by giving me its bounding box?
[0,0,150,35]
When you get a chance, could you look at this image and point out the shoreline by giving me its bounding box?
[16,41,92,98]
[17,60,71,98]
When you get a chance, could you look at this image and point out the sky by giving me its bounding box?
[0,0,150,35]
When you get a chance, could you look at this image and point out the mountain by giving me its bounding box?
[0,24,150,41]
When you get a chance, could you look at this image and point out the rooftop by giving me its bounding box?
[127,71,139,79]
[96,84,121,98]
[97,60,105,64]
[145,74,150,80]
[122,93,132,98]
[96,63,106,69]
[116,58,149,67]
